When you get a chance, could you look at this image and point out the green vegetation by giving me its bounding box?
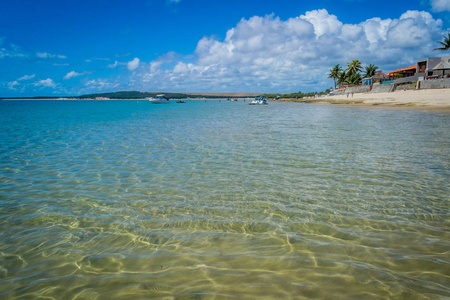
[364,64,379,78]
[345,59,363,85]
[347,73,362,85]
[328,64,343,89]
[264,89,331,99]
[434,33,450,51]
[346,59,363,77]
[329,60,379,86]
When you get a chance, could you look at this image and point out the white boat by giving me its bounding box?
[147,94,170,104]
[249,96,268,105]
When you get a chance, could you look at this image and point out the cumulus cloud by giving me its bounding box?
[1,9,446,96]
[131,9,443,93]
[385,11,441,48]
[300,9,342,37]
[430,0,450,12]
[127,57,140,71]
[34,78,56,88]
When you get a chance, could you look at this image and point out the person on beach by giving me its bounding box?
[347,93,349,98]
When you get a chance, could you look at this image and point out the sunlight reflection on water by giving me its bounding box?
[0,100,449,299]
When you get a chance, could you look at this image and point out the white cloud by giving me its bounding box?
[64,71,85,80]
[430,0,450,12]
[34,78,56,88]
[149,51,179,72]
[0,44,27,59]
[86,79,106,87]
[6,75,36,90]
[108,58,139,70]
[300,9,342,37]
[386,11,442,48]
[36,52,67,59]
[107,60,120,68]
[18,74,35,81]
[7,81,19,90]
[127,57,140,71]
[129,9,443,93]
[359,17,392,44]
[84,79,119,92]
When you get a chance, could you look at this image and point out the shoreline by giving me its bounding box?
[279,88,450,113]
[3,88,450,112]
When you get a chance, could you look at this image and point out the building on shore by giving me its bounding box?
[429,56,450,77]
[336,56,450,94]
[362,71,390,86]
[417,57,442,76]
[383,56,450,85]
[386,65,417,80]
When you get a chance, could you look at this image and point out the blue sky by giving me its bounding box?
[1,0,449,97]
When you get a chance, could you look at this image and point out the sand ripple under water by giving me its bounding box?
[0,100,449,299]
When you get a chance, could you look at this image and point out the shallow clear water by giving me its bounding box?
[0,100,449,299]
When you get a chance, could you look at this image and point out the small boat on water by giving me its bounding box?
[176,100,186,103]
[147,94,170,104]
[249,96,268,105]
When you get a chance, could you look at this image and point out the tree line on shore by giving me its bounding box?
[328,60,379,89]
[264,90,331,99]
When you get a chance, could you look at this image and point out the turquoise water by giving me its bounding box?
[0,100,449,299]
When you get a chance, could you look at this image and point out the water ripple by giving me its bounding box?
[0,100,449,299]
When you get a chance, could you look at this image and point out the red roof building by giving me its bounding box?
[386,65,417,78]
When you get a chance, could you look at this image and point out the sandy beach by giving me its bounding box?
[298,88,450,112]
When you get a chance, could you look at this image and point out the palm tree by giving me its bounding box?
[346,59,363,76]
[364,64,379,78]
[434,33,450,51]
[328,64,342,89]
[347,73,362,85]
[337,71,348,86]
